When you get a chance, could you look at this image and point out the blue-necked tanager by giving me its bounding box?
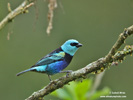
[16,39,82,81]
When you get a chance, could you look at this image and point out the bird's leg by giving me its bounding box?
[48,75,52,82]
[60,70,73,78]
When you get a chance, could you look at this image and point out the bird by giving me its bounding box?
[16,39,82,81]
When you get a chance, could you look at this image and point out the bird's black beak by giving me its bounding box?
[76,43,82,48]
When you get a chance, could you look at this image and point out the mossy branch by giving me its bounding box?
[25,25,133,100]
[0,0,35,31]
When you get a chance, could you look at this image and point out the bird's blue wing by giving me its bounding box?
[31,51,65,67]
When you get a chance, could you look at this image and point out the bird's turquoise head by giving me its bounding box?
[61,39,82,56]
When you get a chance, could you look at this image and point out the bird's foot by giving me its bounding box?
[50,80,57,85]
[66,73,69,78]
[66,70,73,78]
[60,70,73,78]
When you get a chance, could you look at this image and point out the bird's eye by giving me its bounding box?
[70,42,78,46]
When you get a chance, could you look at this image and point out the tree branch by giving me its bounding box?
[0,0,35,31]
[25,25,133,100]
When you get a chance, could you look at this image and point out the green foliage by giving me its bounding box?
[51,79,111,100]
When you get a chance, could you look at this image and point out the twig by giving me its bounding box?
[104,26,133,62]
[7,3,12,12]
[0,0,35,31]
[113,45,133,61]
[26,25,133,100]
[46,0,57,35]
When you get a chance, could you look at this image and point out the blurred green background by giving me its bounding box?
[0,0,133,100]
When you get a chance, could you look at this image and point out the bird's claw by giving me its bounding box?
[66,70,73,78]
[50,80,57,85]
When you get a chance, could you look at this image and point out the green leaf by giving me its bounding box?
[75,79,93,100]
[65,81,78,100]
[51,79,93,100]
[51,88,72,100]
[51,79,110,100]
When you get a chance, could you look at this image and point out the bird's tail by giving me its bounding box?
[16,68,35,76]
